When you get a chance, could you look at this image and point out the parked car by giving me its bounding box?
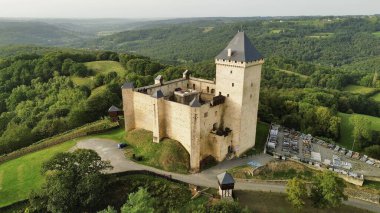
[118,143,127,149]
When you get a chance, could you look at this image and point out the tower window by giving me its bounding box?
[207,86,210,93]
[232,83,234,87]
[187,83,189,88]
[227,94,230,97]
[230,70,233,74]
[193,84,195,90]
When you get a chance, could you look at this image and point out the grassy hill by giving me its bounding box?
[372,92,380,103]
[71,61,127,87]
[338,113,380,150]
[343,85,378,95]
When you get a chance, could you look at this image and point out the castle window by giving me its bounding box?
[187,83,189,88]
[213,123,218,131]
[251,82,253,87]
[211,89,215,94]
[227,94,230,97]
[204,112,208,118]
[207,86,210,93]
[232,83,234,87]
[193,84,195,90]
[230,70,233,74]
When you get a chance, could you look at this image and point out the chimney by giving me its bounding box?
[227,48,232,57]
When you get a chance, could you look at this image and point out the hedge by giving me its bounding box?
[0,119,119,164]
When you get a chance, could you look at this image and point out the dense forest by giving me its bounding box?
[0,15,379,157]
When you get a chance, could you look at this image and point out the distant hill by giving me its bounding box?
[0,21,84,46]
[81,16,380,65]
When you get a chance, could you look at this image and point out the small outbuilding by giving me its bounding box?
[217,172,235,199]
[108,105,123,122]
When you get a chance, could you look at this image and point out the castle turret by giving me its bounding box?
[215,31,264,156]
[121,82,135,131]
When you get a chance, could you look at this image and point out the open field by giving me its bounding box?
[307,32,334,39]
[371,92,380,102]
[276,68,309,79]
[235,190,370,213]
[0,140,77,207]
[343,85,378,95]
[338,113,380,150]
[71,61,126,86]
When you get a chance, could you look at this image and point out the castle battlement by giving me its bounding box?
[121,32,264,171]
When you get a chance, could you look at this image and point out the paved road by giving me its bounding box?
[74,138,380,213]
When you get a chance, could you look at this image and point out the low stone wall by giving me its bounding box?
[345,188,380,204]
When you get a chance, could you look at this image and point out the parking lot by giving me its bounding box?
[266,124,380,178]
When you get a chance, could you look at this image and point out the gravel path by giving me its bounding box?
[74,138,380,213]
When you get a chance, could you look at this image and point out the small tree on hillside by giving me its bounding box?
[121,187,155,213]
[286,177,308,209]
[311,171,347,208]
[351,115,372,150]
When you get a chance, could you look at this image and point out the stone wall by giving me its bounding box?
[163,100,192,154]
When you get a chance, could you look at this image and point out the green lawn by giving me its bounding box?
[307,32,334,39]
[71,61,127,87]
[277,68,309,79]
[0,140,78,207]
[372,31,380,38]
[343,85,377,95]
[371,92,380,103]
[124,129,190,173]
[235,190,370,213]
[338,113,380,150]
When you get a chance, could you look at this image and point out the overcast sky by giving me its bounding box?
[0,0,379,18]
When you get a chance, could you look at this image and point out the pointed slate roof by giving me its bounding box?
[189,96,201,107]
[152,89,164,98]
[216,31,263,62]
[121,82,134,89]
[217,172,235,185]
[108,105,121,112]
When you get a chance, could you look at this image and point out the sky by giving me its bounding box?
[0,0,379,18]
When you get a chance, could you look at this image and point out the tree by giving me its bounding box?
[121,187,155,213]
[364,145,380,159]
[29,149,113,212]
[286,177,308,209]
[311,171,347,208]
[209,200,249,213]
[351,115,372,149]
[98,206,118,213]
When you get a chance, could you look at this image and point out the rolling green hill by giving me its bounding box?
[343,85,378,95]
[83,16,380,65]
[71,61,127,87]
[0,21,83,46]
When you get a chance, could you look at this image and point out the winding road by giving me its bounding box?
[74,138,380,213]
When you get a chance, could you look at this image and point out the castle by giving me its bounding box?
[121,32,264,171]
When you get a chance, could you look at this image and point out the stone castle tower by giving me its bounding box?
[120,31,264,171]
[215,31,264,156]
